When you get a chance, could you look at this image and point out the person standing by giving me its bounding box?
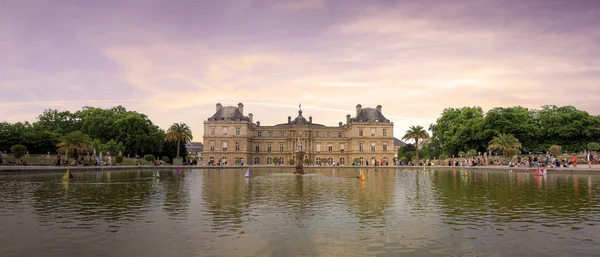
[55,154,61,167]
[586,150,593,168]
[572,155,578,168]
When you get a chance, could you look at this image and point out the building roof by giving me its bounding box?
[350,108,390,123]
[186,142,204,148]
[394,138,407,147]
[275,110,326,127]
[208,106,251,121]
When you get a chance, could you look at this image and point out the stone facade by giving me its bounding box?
[203,103,394,166]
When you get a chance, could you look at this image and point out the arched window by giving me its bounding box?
[328,157,333,165]
[209,157,215,165]
[254,157,260,165]
[279,157,284,165]
[315,158,321,165]
[340,157,345,165]
[266,157,272,164]
[360,157,364,165]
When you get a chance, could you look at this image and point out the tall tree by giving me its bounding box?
[402,125,430,162]
[166,123,193,159]
[56,131,94,157]
[487,133,522,157]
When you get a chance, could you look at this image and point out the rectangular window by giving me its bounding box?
[255,144,260,152]
[210,142,215,151]
[279,143,284,152]
[328,144,332,153]
[267,144,272,152]
[315,132,319,138]
[359,143,364,152]
[269,131,273,137]
[222,141,227,152]
[340,144,345,153]
[338,132,342,138]
[223,127,228,136]
[236,128,240,136]
[281,131,285,137]
[235,142,240,151]
[316,143,321,152]
[383,129,387,137]
[383,143,388,152]
[371,128,375,136]
[327,132,331,138]
[257,131,262,137]
[371,143,376,152]
[210,128,215,136]
[359,129,363,136]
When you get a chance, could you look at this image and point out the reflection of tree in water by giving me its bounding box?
[31,171,155,228]
[162,171,190,219]
[345,169,396,226]
[431,171,600,225]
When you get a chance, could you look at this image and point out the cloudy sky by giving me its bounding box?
[1,0,599,141]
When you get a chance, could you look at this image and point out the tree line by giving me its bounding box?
[400,105,600,161]
[0,106,192,162]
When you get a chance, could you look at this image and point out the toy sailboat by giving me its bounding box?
[244,169,252,178]
[461,167,468,176]
[152,170,160,178]
[534,167,544,176]
[62,169,74,180]
[542,167,547,175]
[358,171,365,181]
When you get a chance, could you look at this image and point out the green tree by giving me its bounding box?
[273,157,280,165]
[402,125,430,162]
[466,149,477,157]
[56,131,93,157]
[10,144,27,159]
[549,145,562,157]
[166,123,193,159]
[587,142,600,152]
[144,154,155,162]
[487,133,522,157]
[429,107,486,156]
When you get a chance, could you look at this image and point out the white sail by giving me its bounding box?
[244,169,251,177]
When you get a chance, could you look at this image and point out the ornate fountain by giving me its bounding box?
[294,132,305,174]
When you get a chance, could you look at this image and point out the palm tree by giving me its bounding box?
[402,125,430,163]
[56,131,94,160]
[166,123,193,159]
[487,133,522,157]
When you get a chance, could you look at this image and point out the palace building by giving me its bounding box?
[203,103,394,166]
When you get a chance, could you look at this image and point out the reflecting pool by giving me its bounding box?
[1,168,599,256]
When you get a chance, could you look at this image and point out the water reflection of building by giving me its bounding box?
[203,103,395,166]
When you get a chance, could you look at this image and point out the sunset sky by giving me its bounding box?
[1,0,599,141]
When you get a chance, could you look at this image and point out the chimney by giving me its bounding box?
[309,116,312,123]
[376,105,382,113]
[288,116,291,123]
[216,103,222,112]
[249,113,253,123]
[339,122,343,127]
[257,121,260,126]
[238,102,244,115]
[346,114,351,124]
[356,104,362,117]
